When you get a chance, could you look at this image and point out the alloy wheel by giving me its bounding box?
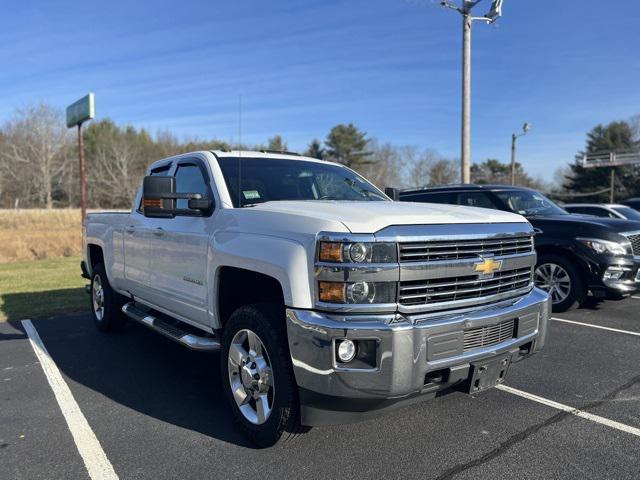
[92,275,105,321]
[534,263,572,304]
[227,329,274,425]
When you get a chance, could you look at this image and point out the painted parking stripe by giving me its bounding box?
[22,320,119,480]
[632,296,640,300]
[551,317,640,337]
[496,384,640,438]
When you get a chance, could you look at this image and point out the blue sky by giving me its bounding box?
[2,0,639,180]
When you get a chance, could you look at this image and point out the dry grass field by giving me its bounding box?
[0,209,83,263]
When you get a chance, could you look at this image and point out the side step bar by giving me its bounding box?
[122,302,221,352]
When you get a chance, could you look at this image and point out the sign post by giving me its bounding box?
[66,93,95,221]
[581,150,640,203]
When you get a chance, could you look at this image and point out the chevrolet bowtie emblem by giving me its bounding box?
[474,258,503,276]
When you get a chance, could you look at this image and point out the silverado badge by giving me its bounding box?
[474,257,502,276]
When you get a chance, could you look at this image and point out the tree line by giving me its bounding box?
[4,102,634,210]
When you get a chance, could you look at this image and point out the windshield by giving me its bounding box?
[216,157,388,207]
[613,206,640,221]
[494,190,568,217]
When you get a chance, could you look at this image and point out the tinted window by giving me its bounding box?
[494,190,568,216]
[457,192,499,209]
[217,157,386,207]
[612,206,640,220]
[175,164,209,209]
[401,192,456,204]
[567,206,609,217]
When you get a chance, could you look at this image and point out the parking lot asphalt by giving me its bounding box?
[1,297,639,479]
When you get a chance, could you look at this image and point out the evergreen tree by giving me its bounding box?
[266,135,287,152]
[304,139,324,159]
[324,123,371,169]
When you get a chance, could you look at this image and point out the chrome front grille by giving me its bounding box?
[399,267,533,307]
[399,235,534,262]
[463,319,516,352]
[624,232,640,256]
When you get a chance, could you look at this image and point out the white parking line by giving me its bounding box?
[496,384,640,438]
[22,320,119,480]
[632,296,640,300]
[551,317,640,337]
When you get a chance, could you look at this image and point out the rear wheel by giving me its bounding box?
[221,303,306,447]
[534,254,585,312]
[90,263,127,332]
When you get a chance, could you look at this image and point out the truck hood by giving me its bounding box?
[251,200,527,234]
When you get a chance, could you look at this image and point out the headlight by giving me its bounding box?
[318,241,397,263]
[576,238,628,256]
[318,281,396,304]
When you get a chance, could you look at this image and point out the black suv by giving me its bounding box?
[399,185,640,312]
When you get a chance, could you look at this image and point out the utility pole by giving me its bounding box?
[510,122,531,185]
[441,0,504,184]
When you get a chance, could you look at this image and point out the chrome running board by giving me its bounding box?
[122,302,220,352]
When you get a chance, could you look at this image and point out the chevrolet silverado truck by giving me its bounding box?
[82,150,550,447]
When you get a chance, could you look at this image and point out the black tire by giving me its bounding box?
[534,254,586,313]
[90,263,127,332]
[221,303,306,448]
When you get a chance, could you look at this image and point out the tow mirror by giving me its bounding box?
[142,176,211,218]
[143,176,176,218]
[385,187,400,201]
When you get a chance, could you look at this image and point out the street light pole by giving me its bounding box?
[461,11,472,184]
[441,0,504,184]
[510,122,531,185]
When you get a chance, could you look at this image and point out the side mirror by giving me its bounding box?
[385,187,400,201]
[143,176,176,218]
[142,176,211,218]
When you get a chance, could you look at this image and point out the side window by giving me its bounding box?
[174,164,209,210]
[403,192,456,204]
[581,207,608,217]
[457,192,499,209]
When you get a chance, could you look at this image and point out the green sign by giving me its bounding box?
[66,93,95,128]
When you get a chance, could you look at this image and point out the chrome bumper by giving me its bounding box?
[286,287,550,404]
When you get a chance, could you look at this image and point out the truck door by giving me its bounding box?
[123,163,172,298]
[144,159,213,327]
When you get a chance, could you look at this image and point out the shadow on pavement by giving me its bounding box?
[31,314,253,449]
[1,288,87,322]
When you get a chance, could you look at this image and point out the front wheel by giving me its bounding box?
[90,263,127,332]
[221,303,306,447]
[534,254,585,313]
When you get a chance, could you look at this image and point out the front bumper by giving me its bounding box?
[286,287,550,425]
[596,256,640,293]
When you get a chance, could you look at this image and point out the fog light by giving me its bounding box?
[603,267,625,281]
[336,339,357,363]
[346,281,370,303]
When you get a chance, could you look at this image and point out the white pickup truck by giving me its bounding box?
[82,150,550,446]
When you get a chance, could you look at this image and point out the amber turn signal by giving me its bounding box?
[318,281,346,303]
[319,242,343,262]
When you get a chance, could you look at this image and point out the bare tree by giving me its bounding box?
[0,103,71,208]
[409,150,459,187]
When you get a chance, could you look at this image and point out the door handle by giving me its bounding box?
[153,227,165,237]
[125,226,136,234]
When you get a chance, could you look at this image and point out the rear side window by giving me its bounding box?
[402,192,456,204]
[570,207,610,218]
[457,192,499,209]
[175,164,209,209]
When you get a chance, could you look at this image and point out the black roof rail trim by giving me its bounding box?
[259,149,302,156]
